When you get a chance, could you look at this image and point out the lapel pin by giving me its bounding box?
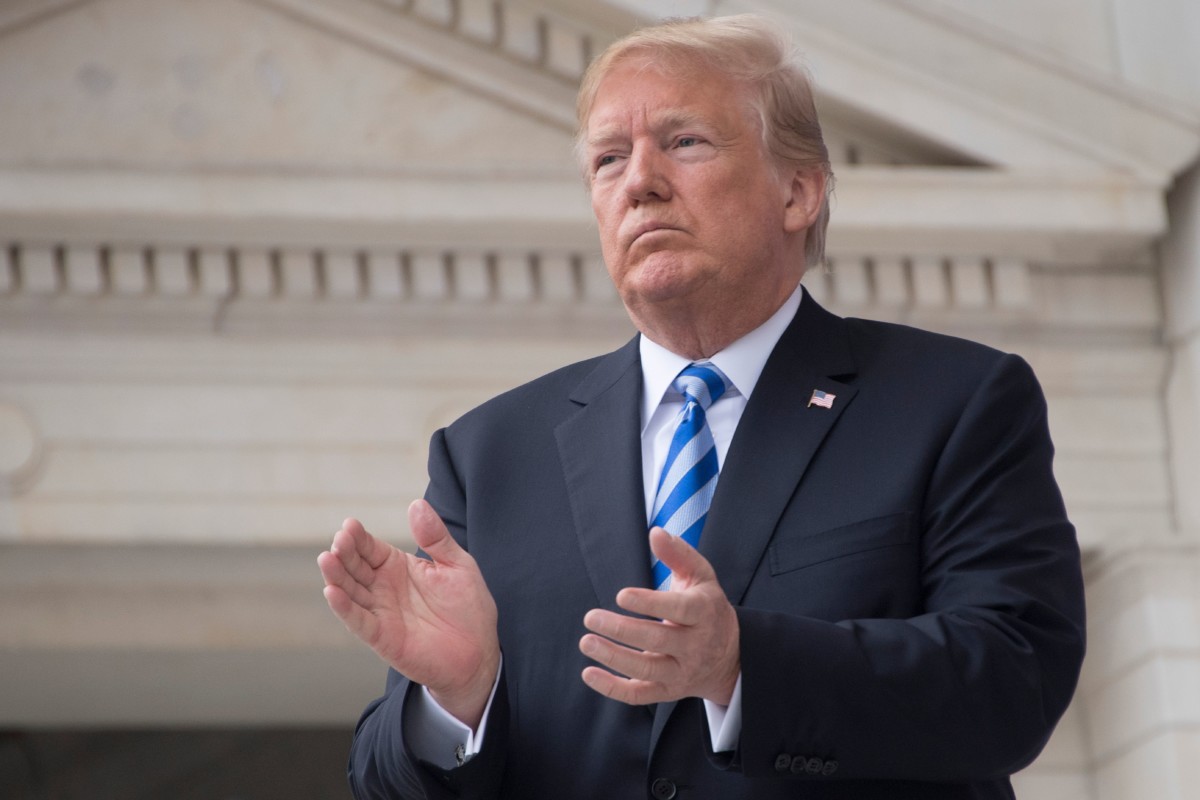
[808,389,836,409]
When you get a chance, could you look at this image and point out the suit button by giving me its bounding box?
[790,756,806,775]
[806,757,824,774]
[650,778,677,799]
[774,754,792,773]
[822,760,839,776]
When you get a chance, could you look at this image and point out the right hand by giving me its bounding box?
[318,499,500,729]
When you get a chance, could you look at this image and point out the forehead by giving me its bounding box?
[584,60,755,142]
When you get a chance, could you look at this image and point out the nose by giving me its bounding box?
[623,143,671,205]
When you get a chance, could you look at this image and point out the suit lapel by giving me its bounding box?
[651,294,860,754]
[555,337,652,611]
[699,293,859,606]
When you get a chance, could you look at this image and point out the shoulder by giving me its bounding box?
[820,316,1048,431]
[845,316,1004,366]
[842,316,1029,388]
[792,291,1022,393]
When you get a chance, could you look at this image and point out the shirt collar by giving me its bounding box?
[638,283,804,432]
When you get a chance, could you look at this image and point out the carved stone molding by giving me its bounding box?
[805,254,1032,312]
[0,242,619,306]
[0,241,1037,315]
[0,167,1164,267]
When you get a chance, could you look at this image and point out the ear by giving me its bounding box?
[782,167,826,234]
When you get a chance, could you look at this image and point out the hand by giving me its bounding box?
[579,527,740,706]
[318,499,500,728]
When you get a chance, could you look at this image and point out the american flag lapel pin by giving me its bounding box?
[808,389,836,409]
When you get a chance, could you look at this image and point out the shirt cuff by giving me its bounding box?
[402,658,503,770]
[702,671,743,753]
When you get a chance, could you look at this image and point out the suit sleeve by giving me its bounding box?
[346,429,509,800]
[736,354,1086,781]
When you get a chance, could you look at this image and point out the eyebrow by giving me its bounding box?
[585,110,718,152]
[584,127,626,152]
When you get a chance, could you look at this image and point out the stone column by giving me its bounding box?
[1164,162,1200,537]
[1080,159,1200,800]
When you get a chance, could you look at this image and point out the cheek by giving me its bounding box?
[595,223,620,267]
[591,200,624,256]
[590,191,610,225]
[723,187,786,242]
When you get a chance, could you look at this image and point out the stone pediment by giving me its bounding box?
[4,0,1197,177]
[0,0,989,173]
[0,0,581,174]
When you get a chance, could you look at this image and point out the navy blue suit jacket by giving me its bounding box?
[347,292,1086,799]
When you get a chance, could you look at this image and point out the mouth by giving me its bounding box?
[628,221,680,246]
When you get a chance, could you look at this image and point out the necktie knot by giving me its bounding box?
[673,362,731,412]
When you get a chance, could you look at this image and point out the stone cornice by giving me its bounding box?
[0,165,1166,262]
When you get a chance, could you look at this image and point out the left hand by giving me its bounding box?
[579,527,740,706]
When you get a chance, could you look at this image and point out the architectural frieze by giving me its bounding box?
[2,241,1040,310]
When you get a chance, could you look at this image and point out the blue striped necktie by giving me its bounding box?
[650,362,732,590]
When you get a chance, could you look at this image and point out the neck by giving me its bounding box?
[634,317,747,361]
[629,281,798,360]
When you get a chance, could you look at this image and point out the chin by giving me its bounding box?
[615,255,710,306]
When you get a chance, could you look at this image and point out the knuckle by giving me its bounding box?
[643,624,671,652]
[621,651,651,680]
[641,655,667,682]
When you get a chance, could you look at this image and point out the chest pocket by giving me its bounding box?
[768,512,914,576]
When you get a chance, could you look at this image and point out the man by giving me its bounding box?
[318,15,1085,800]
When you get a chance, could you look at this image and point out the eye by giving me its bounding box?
[675,136,700,148]
[593,153,621,173]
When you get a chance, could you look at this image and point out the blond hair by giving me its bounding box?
[576,15,834,268]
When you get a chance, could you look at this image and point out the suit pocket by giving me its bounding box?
[768,512,914,575]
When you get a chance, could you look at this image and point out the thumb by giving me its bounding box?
[408,499,470,567]
[649,526,716,587]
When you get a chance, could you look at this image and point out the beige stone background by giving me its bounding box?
[0,0,1198,797]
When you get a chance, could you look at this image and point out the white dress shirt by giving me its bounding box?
[406,284,805,768]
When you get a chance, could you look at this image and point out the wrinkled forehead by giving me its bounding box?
[588,52,748,115]
[581,56,759,139]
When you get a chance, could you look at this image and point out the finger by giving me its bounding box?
[317,550,377,610]
[321,583,381,646]
[649,527,717,587]
[336,518,392,571]
[583,608,676,654]
[408,500,472,568]
[616,586,704,627]
[329,525,379,589]
[580,666,665,706]
[580,632,673,683]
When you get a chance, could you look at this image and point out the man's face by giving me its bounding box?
[584,60,805,332]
